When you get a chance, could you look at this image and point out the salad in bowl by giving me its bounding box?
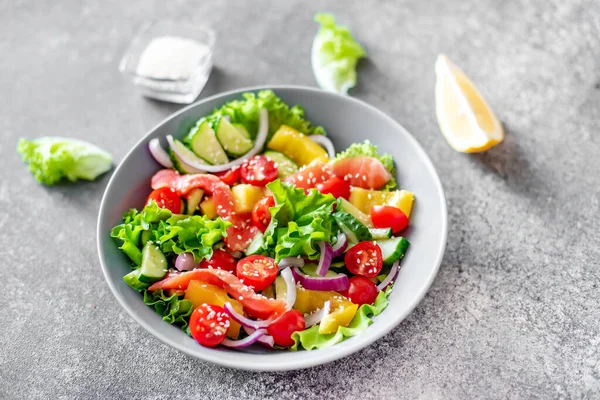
[110,90,415,351]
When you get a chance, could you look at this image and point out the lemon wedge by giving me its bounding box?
[435,54,504,152]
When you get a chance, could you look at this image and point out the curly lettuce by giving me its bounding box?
[312,13,366,94]
[192,90,326,143]
[291,287,391,350]
[111,202,231,265]
[143,290,194,331]
[335,140,397,190]
[17,137,112,185]
[262,180,336,262]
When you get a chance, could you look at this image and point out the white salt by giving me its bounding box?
[136,36,210,80]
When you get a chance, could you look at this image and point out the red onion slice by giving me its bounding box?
[167,108,269,173]
[315,241,333,276]
[304,300,331,327]
[221,330,264,349]
[377,260,399,291]
[165,135,206,173]
[308,135,335,160]
[278,257,305,270]
[331,232,348,258]
[223,302,273,329]
[148,138,173,168]
[291,267,349,291]
[280,267,297,310]
[244,327,275,348]
[175,252,200,271]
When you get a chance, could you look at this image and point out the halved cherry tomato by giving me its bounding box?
[214,167,240,186]
[266,310,306,347]
[344,241,383,278]
[146,187,182,214]
[370,205,409,233]
[339,276,379,306]
[315,176,351,199]
[240,155,278,186]
[189,304,230,347]
[148,269,287,319]
[251,196,275,232]
[200,249,237,273]
[236,255,278,291]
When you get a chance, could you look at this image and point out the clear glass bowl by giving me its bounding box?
[119,21,216,104]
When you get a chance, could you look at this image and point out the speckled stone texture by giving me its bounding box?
[1,0,599,398]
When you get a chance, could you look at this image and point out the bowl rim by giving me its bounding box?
[97,84,448,371]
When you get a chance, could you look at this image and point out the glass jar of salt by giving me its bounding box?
[120,21,215,104]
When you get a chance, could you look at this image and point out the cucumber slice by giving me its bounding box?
[330,261,346,270]
[188,121,229,165]
[333,211,373,245]
[377,237,410,267]
[123,269,149,291]
[216,117,254,157]
[184,188,204,215]
[232,123,251,139]
[301,264,338,277]
[275,275,287,301]
[338,198,374,228]
[140,230,152,246]
[244,232,264,256]
[138,241,168,283]
[169,139,207,174]
[264,150,299,178]
[369,228,392,240]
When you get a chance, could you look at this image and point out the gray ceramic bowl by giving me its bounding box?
[97,85,447,371]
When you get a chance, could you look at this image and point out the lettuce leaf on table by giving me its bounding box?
[110,202,230,265]
[334,140,398,191]
[17,137,112,186]
[291,287,391,351]
[312,13,366,94]
[262,180,337,262]
[188,90,326,144]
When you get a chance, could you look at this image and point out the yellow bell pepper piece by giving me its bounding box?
[199,197,218,219]
[266,125,329,166]
[184,280,244,339]
[349,187,414,218]
[293,287,359,334]
[231,184,265,214]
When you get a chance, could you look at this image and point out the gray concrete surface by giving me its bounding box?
[1,0,599,398]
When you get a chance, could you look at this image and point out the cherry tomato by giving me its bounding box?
[315,176,351,199]
[200,249,237,273]
[240,155,278,186]
[339,276,379,306]
[214,167,240,186]
[236,255,278,291]
[344,241,383,278]
[251,196,275,232]
[146,187,182,214]
[370,205,409,233]
[266,310,306,347]
[189,304,231,347]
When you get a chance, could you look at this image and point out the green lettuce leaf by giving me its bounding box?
[111,202,230,265]
[17,137,112,185]
[263,180,336,261]
[190,90,326,144]
[334,140,397,191]
[291,287,391,351]
[312,13,366,94]
[143,290,194,330]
